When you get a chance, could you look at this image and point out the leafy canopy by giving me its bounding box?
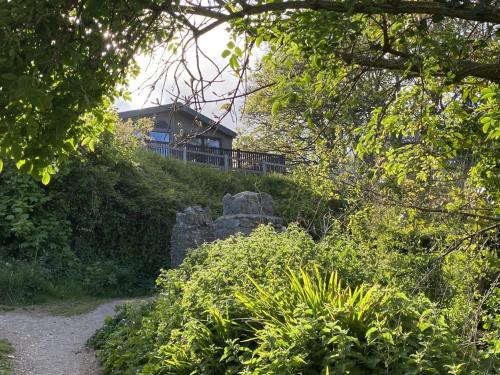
[1,0,499,191]
[0,0,164,182]
[227,1,500,218]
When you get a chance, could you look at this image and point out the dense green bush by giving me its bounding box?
[87,300,156,373]
[0,165,74,271]
[91,225,321,374]
[161,269,468,374]
[91,226,496,374]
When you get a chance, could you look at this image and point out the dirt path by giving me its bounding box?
[0,298,145,375]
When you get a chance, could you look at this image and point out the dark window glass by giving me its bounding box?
[150,131,170,143]
[189,137,203,146]
[205,137,221,148]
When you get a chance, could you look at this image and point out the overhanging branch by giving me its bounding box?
[178,0,500,24]
[346,54,500,83]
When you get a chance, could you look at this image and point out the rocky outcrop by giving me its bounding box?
[221,191,275,216]
[214,192,283,239]
[170,192,284,267]
[170,206,214,268]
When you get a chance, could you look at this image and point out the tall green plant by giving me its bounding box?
[161,267,476,374]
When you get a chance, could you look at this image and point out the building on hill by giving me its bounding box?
[118,103,286,174]
[118,103,236,149]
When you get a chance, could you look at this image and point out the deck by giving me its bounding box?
[146,141,286,174]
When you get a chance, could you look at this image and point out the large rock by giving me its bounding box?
[170,192,284,268]
[215,192,283,240]
[222,191,275,216]
[170,206,214,268]
[175,206,213,226]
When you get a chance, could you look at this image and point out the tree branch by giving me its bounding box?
[180,1,500,24]
[346,53,500,83]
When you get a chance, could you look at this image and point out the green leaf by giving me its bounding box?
[16,159,26,169]
[227,41,235,49]
[229,55,239,70]
[221,49,231,58]
[481,92,496,99]
[381,332,394,344]
[0,159,3,173]
[311,55,320,70]
[365,326,378,338]
[41,171,51,185]
[397,173,405,185]
[418,322,432,332]
[271,100,280,115]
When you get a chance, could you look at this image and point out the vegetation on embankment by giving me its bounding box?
[0,339,13,375]
[0,120,334,305]
[90,224,498,374]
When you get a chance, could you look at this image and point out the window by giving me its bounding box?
[188,137,221,148]
[205,137,221,148]
[150,131,170,143]
[189,137,203,146]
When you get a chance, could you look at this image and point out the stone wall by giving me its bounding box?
[170,192,284,267]
[170,206,214,268]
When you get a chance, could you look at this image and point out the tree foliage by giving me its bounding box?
[2,0,499,182]
[0,0,164,182]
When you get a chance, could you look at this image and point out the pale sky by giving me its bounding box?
[114,25,254,130]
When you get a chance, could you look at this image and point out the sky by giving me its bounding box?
[114,25,250,130]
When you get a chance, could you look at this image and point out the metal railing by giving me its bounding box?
[146,141,286,174]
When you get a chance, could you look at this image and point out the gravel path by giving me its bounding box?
[0,299,143,375]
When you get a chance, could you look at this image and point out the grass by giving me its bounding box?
[0,306,15,313]
[0,339,14,375]
[0,297,114,316]
[0,298,108,316]
[36,297,116,316]
[1,296,153,317]
[0,272,154,315]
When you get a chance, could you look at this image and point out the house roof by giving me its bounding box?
[118,103,237,138]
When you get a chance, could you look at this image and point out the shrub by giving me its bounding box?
[87,300,156,374]
[162,268,470,374]
[91,226,491,374]
[91,225,321,374]
[0,260,52,303]
[0,163,74,274]
[0,338,14,375]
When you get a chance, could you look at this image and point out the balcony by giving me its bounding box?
[146,141,286,174]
